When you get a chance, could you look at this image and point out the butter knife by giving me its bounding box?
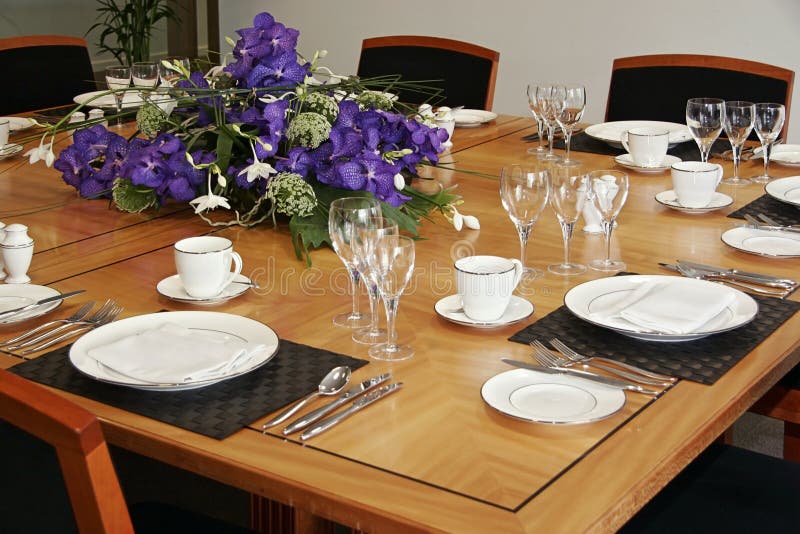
[300,383,403,440]
[501,359,661,395]
[675,260,797,288]
[0,289,85,321]
[282,372,393,435]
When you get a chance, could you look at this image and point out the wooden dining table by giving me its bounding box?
[1,114,798,533]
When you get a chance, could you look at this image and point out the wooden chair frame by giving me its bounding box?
[359,35,500,111]
[0,34,90,52]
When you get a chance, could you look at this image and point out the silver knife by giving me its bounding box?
[0,290,85,321]
[675,260,797,288]
[300,383,403,440]
[501,359,661,395]
[282,372,393,435]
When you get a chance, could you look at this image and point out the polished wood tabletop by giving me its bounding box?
[1,116,798,533]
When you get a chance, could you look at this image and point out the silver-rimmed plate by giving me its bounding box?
[655,190,733,213]
[585,120,692,148]
[454,109,497,128]
[434,294,534,328]
[73,90,144,109]
[721,227,800,258]
[0,117,36,132]
[764,175,800,207]
[0,284,63,325]
[481,368,626,424]
[759,145,800,167]
[615,154,681,173]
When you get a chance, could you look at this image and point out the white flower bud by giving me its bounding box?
[452,211,463,231]
[217,173,227,188]
[463,215,481,230]
[318,49,328,58]
[393,173,405,190]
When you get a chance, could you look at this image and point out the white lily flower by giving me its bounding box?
[190,171,231,214]
[238,143,277,183]
[463,215,481,230]
[25,138,55,167]
[393,173,406,191]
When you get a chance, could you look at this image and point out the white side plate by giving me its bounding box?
[721,227,800,258]
[764,175,800,207]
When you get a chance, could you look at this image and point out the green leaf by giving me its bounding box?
[112,178,159,213]
[289,210,330,266]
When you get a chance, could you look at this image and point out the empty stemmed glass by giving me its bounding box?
[131,61,160,103]
[365,235,415,361]
[554,84,586,165]
[526,84,547,156]
[588,170,629,272]
[751,102,785,183]
[535,85,562,161]
[548,161,588,276]
[328,197,382,328]
[500,164,550,278]
[350,216,398,344]
[722,100,755,186]
[686,97,724,162]
[104,66,130,128]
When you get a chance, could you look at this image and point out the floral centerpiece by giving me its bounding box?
[28,11,478,264]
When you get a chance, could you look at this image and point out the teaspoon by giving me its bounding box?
[262,366,351,430]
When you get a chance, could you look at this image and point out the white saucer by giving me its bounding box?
[655,190,733,213]
[614,153,681,173]
[434,294,534,328]
[0,284,63,325]
[0,143,23,160]
[157,274,251,305]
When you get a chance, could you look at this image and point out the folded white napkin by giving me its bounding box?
[87,322,267,384]
[590,281,736,334]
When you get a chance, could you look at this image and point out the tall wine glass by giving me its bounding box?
[588,170,629,272]
[535,85,562,161]
[722,100,755,186]
[554,84,586,165]
[328,197,382,328]
[131,61,160,102]
[350,216,398,344]
[526,84,547,155]
[365,235,415,361]
[105,66,130,128]
[751,102,785,183]
[686,97,724,162]
[548,161,588,276]
[499,164,550,278]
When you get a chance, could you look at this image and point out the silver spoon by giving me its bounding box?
[261,366,351,430]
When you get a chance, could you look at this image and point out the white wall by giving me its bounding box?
[219,0,800,142]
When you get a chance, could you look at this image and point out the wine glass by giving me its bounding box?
[499,164,550,278]
[686,97,724,162]
[328,197,382,328]
[588,170,629,272]
[722,100,755,186]
[548,161,589,276]
[554,84,586,165]
[105,66,130,128]
[365,235,415,361]
[535,85,562,161]
[526,84,547,155]
[350,216,399,344]
[131,61,160,102]
[751,102,785,183]
[160,56,190,87]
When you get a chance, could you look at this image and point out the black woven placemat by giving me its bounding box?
[727,194,800,225]
[508,294,800,385]
[8,340,368,440]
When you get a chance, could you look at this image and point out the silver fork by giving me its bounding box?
[530,340,672,387]
[758,213,800,229]
[744,213,800,234]
[17,305,123,355]
[549,339,677,384]
[0,301,96,347]
[5,300,117,351]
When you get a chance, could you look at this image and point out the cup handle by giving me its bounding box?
[222,251,243,290]
[509,259,524,289]
[621,131,630,153]
[714,164,724,187]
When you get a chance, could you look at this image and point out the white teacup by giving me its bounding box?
[621,127,669,167]
[0,119,9,148]
[174,236,243,298]
[435,118,455,148]
[455,255,523,322]
[670,161,723,208]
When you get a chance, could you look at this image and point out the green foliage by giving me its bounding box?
[112,178,159,213]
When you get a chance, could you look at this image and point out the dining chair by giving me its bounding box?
[604,54,794,139]
[0,35,98,115]
[356,35,500,110]
[749,363,800,461]
[0,369,253,533]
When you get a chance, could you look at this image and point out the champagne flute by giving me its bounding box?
[131,61,160,103]
[588,170,629,272]
[526,84,547,155]
[722,100,755,186]
[686,97,724,162]
[554,84,586,165]
[105,66,130,128]
[499,164,550,278]
[350,216,398,344]
[535,85,562,161]
[751,102,785,183]
[548,161,589,276]
[365,235,415,361]
[328,197,382,328]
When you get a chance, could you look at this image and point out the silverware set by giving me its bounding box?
[659,259,797,298]
[0,299,123,354]
[742,213,800,234]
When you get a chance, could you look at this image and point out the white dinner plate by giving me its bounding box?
[481,368,626,424]
[0,284,63,325]
[615,153,682,173]
[764,175,800,207]
[70,311,280,391]
[756,145,800,167]
[0,117,36,132]
[655,190,733,214]
[454,109,497,128]
[0,143,23,160]
[563,275,757,342]
[585,121,693,148]
[156,274,251,305]
[434,294,534,328]
[73,90,145,109]
[721,227,800,258]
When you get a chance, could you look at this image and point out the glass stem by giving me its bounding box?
[732,145,741,179]
[547,124,556,157]
[762,142,772,177]
[383,295,399,351]
[537,118,547,150]
[560,220,574,266]
[516,222,532,268]
[349,268,361,318]
[366,284,381,335]
[114,95,124,127]
[602,220,614,263]
[563,127,573,161]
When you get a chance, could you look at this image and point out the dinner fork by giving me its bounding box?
[17,305,123,355]
[0,301,95,347]
[757,213,800,229]
[529,340,673,387]
[743,213,800,234]
[549,339,677,384]
[5,300,117,351]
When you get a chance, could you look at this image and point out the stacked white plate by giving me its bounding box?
[585,120,692,149]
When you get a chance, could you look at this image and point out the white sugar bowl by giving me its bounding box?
[2,223,34,284]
